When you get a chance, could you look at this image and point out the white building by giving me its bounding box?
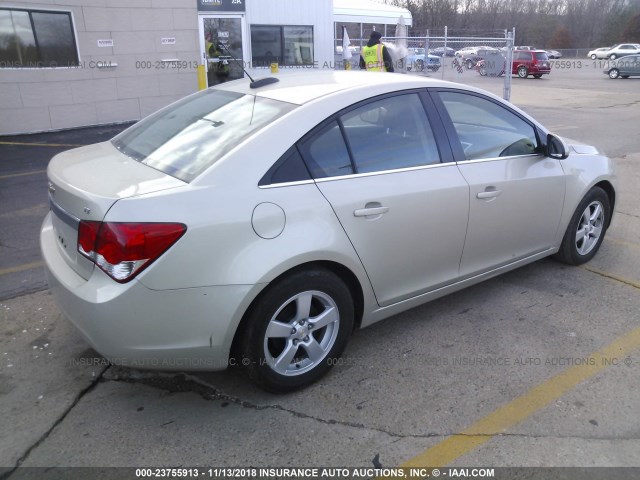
[0,0,411,135]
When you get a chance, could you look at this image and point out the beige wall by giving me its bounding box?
[0,0,200,135]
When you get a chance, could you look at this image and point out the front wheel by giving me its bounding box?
[517,66,528,78]
[608,68,620,79]
[554,187,610,266]
[465,59,474,69]
[533,73,543,78]
[241,268,354,392]
[610,54,617,60]
[591,54,597,60]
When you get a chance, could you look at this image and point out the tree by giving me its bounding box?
[621,12,640,42]
[548,25,572,48]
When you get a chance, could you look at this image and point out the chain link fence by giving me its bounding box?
[335,28,516,100]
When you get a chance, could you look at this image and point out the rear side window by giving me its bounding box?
[298,121,354,178]
[112,89,296,182]
[534,52,548,61]
[340,93,440,173]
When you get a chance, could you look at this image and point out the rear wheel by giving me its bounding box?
[241,268,354,392]
[621,75,630,79]
[517,66,528,78]
[466,59,474,69]
[608,68,620,79]
[415,59,425,72]
[554,187,610,266]
[610,54,617,60]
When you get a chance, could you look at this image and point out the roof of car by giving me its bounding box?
[213,70,452,105]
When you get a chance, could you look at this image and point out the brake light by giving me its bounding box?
[78,221,186,283]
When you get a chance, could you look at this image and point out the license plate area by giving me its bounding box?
[49,196,94,280]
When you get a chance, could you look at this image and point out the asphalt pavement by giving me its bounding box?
[1,65,640,478]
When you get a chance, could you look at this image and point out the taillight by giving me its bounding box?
[78,221,186,283]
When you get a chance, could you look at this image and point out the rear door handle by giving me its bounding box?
[354,206,389,217]
[476,187,502,200]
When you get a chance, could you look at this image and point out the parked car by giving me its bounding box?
[588,47,612,60]
[604,54,640,78]
[545,49,562,59]
[606,43,640,60]
[512,49,551,78]
[458,46,500,69]
[41,71,615,392]
[430,46,456,57]
[406,47,441,72]
[515,45,537,51]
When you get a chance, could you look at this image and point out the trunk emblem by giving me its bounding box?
[48,182,56,194]
[83,207,91,215]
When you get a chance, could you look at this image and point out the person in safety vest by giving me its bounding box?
[359,31,394,72]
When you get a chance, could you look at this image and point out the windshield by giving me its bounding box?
[112,89,296,182]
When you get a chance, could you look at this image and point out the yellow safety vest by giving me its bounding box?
[362,44,385,72]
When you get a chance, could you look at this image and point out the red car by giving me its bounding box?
[477,49,550,78]
[512,50,551,78]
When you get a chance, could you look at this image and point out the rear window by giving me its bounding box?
[534,52,549,61]
[112,89,296,182]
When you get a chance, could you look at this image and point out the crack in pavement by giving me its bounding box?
[0,365,110,480]
[102,370,640,443]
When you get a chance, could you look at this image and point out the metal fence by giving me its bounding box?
[336,28,516,100]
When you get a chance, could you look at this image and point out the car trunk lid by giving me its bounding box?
[47,141,186,280]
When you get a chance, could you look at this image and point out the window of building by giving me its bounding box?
[0,8,78,68]
[250,25,313,67]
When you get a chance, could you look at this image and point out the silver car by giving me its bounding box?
[41,72,616,392]
[605,54,640,78]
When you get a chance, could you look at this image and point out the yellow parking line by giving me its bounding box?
[582,266,640,290]
[0,141,83,147]
[0,169,47,180]
[401,325,640,468]
[0,261,44,277]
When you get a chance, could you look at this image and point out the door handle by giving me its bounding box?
[353,206,389,217]
[476,188,502,200]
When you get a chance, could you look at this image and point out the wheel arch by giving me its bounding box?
[594,180,616,228]
[229,260,365,361]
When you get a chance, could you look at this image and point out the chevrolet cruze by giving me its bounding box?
[41,71,616,391]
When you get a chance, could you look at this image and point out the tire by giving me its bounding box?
[517,66,528,78]
[479,65,487,76]
[591,54,597,60]
[466,59,474,69]
[241,268,354,392]
[533,74,543,78]
[608,68,620,79]
[554,187,610,266]
[610,54,617,60]
[415,59,425,72]
[622,75,630,78]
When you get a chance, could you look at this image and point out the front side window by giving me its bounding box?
[340,93,441,173]
[250,25,313,67]
[112,89,296,183]
[0,8,78,68]
[438,91,539,160]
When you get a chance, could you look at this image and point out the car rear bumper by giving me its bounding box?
[41,212,261,371]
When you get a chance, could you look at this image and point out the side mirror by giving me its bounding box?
[547,133,569,159]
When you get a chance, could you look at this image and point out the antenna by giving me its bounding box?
[216,41,279,89]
